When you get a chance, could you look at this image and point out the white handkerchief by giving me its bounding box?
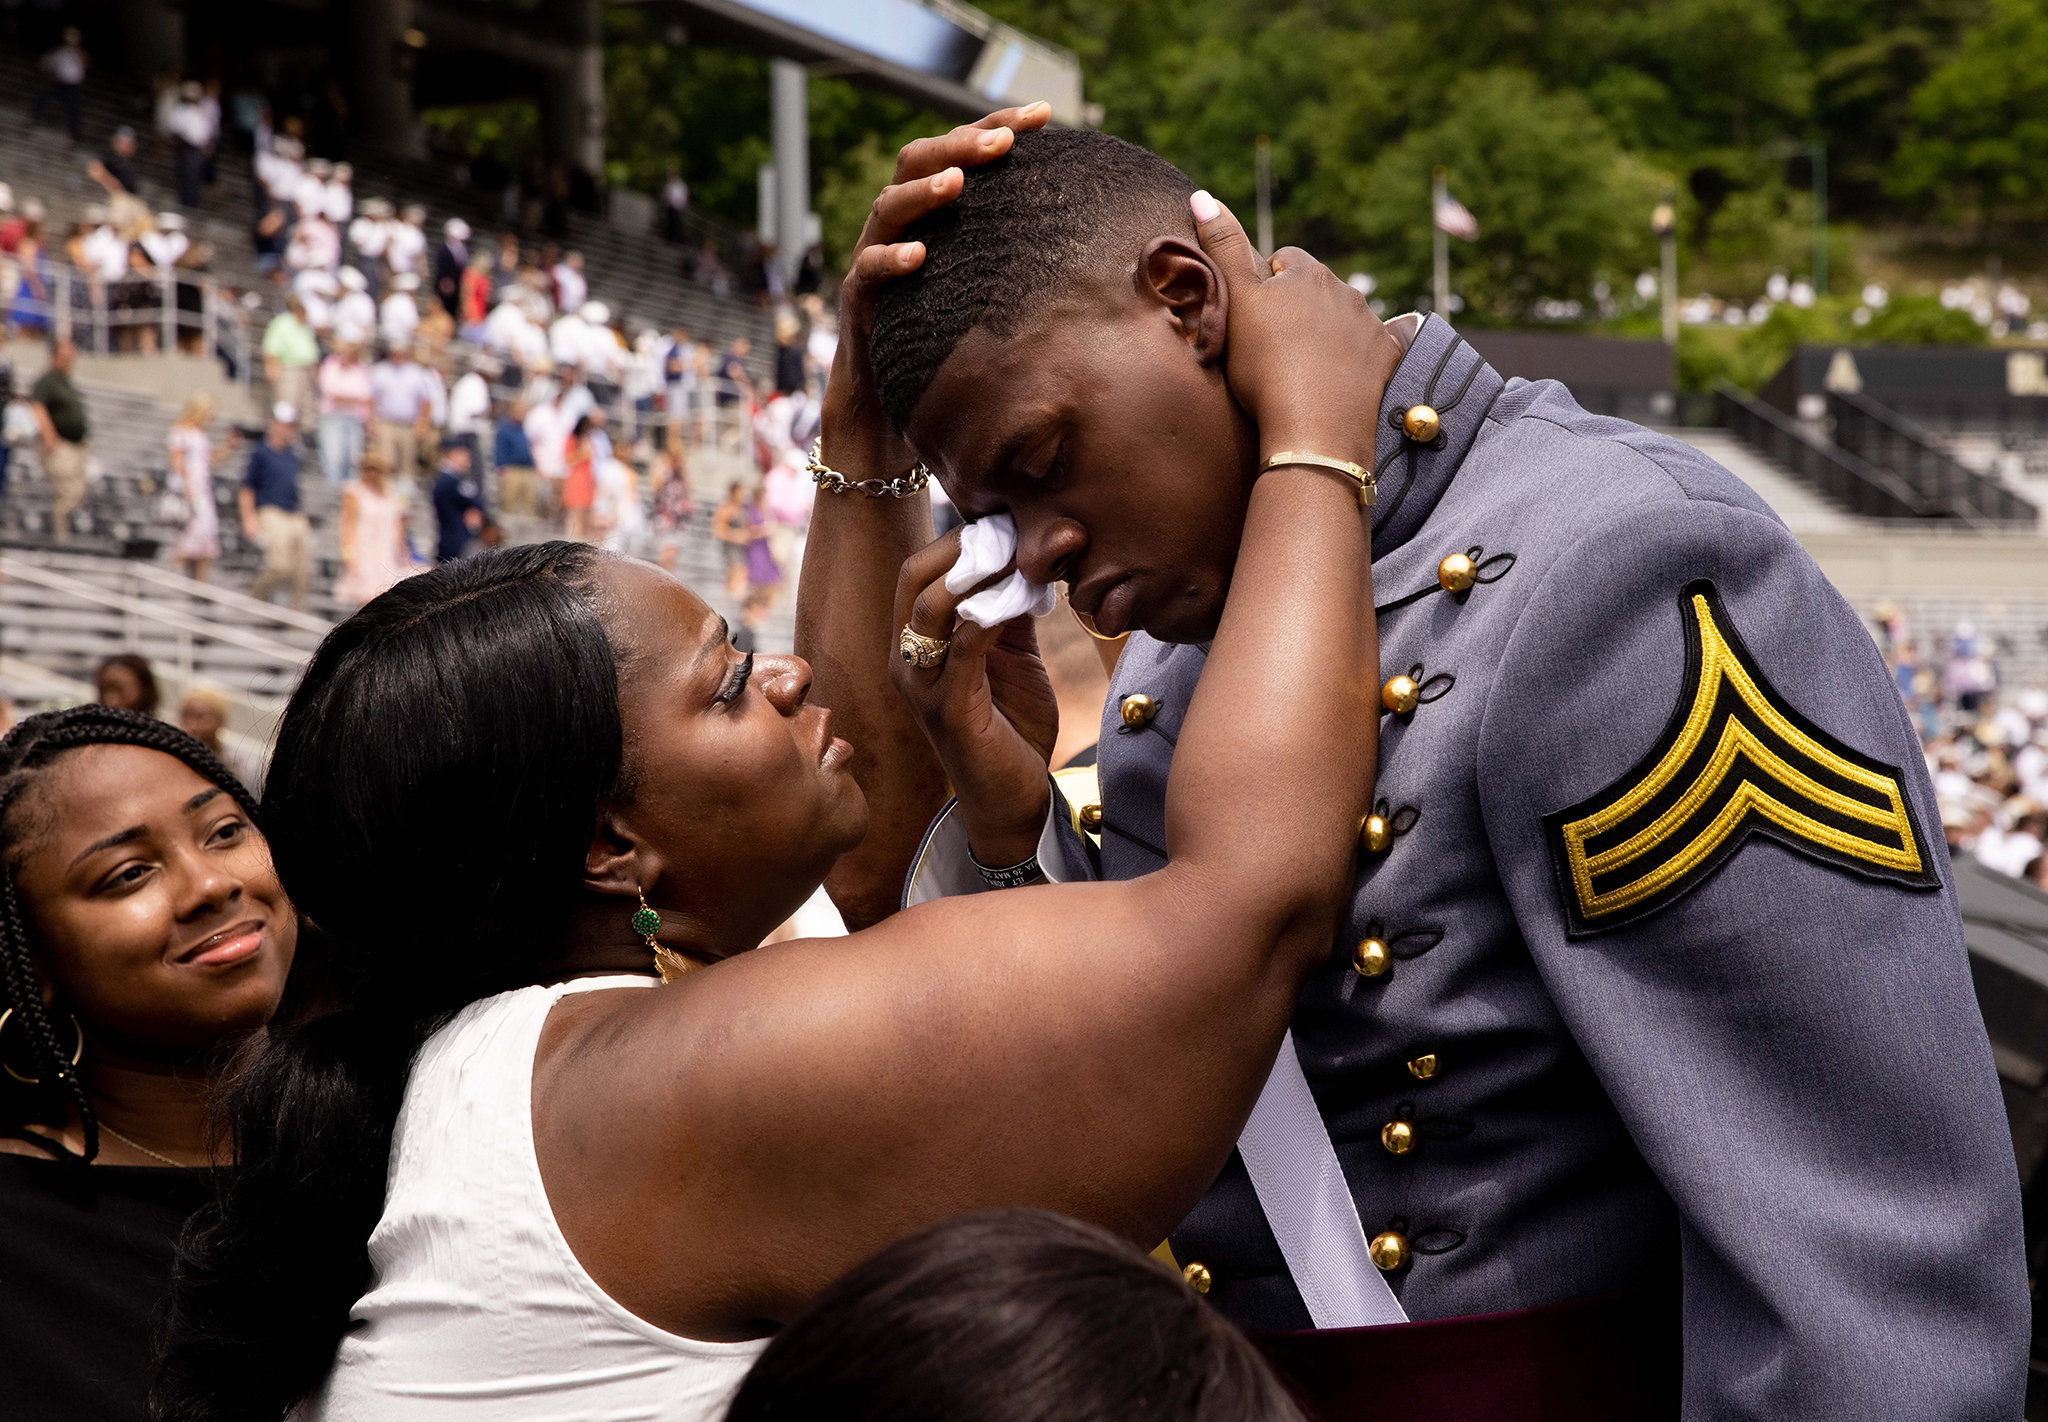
[943,513,1058,628]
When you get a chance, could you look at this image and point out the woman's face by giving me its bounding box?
[9,745,294,1060]
[96,664,144,711]
[600,561,865,947]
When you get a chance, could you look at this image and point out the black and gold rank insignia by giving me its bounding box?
[1545,580,1938,936]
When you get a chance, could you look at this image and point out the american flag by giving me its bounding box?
[1434,190,1478,241]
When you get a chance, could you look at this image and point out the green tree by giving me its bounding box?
[1890,0,2048,227]
[1342,71,1661,319]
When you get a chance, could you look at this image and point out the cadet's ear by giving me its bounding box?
[1136,236,1226,368]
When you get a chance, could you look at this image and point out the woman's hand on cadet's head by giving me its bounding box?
[1187,191,1401,471]
[822,102,1054,475]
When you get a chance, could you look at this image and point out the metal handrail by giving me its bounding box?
[1715,383,1932,521]
[1827,390,2038,527]
[1,557,308,703]
[12,261,254,387]
[45,551,335,638]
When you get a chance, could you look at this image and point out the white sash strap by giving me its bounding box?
[1236,1031,1409,1329]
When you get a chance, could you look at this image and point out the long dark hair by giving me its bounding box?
[0,706,261,1163]
[154,542,625,1421]
[727,1209,1306,1422]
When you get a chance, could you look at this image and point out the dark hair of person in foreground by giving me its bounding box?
[727,1210,1305,1422]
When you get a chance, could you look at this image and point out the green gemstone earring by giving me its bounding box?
[636,885,695,984]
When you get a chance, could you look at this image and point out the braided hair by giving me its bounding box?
[0,704,261,1163]
[868,126,1197,430]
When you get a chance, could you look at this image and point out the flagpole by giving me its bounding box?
[1432,165,1450,318]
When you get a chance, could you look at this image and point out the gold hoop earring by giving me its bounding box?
[636,885,698,985]
[1071,604,1130,645]
[0,1007,83,1085]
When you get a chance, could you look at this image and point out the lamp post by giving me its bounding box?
[1767,139,1827,297]
[1651,185,1678,349]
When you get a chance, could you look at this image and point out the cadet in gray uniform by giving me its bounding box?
[821,123,2026,1417]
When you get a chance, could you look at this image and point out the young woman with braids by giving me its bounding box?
[153,107,1394,1422]
[0,705,294,1421]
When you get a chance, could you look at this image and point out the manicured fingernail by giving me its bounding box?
[1190,190,1221,223]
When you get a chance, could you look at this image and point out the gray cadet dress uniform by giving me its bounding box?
[906,315,2028,1417]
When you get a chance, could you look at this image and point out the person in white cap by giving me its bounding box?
[140,212,190,270]
[386,203,427,279]
[325,162,354,226]
[434,217,470,320]
[380,271,421,350]
[296,158,333,224]
[551,248,586,314]
[348,196,392,295]
[286,211,340,277]
[333,265,376,336]
[291,269,339,335]
[548,299,591,370]
[167,80,216,208]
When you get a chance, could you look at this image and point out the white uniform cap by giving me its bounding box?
[339,266,367,291]
[580,301,609,325]
[444,218,470,241]
[272,402,298,424]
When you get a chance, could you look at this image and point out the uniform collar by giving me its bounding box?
[1367,315,1503,558]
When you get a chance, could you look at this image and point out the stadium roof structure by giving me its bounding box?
[623,0,1095,126]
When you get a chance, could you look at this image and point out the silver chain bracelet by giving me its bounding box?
[808,438,932,499]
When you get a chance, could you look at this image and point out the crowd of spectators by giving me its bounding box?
[2,75,838,617]
[237,113,835,610]
[1878,606,2048,892]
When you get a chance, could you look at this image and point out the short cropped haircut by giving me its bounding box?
[726,1208,1305,1422]
[870,127,1197,430]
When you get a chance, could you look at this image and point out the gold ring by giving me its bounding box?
[898,627,951,669]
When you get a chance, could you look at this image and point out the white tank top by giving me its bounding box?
[305,976,767,1421]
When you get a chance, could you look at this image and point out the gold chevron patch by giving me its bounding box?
[1545,580,1937,935]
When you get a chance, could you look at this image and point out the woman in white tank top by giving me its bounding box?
[156,107,1395,1422]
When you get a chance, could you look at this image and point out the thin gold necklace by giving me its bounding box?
[99,1121,188,1168]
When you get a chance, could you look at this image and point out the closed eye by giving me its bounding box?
[717,652,754,705]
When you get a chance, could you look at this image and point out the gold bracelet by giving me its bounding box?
[808,438,932,498]
[1259,450,1376,507]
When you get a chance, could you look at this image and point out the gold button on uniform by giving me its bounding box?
[1382,674,1420,714]
[1182,1261,1212,1294]
[1407,1053,1439,1081]
[1368,1231,1411,1272]
[1120,693,1159,729]
[1078,803,1104,829]
[1380,1120,1415,1155]
[1402,405,1441,443]
[1437,553,1477,592]
[1362,814,1393,853]
[1353,937,1390,977]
